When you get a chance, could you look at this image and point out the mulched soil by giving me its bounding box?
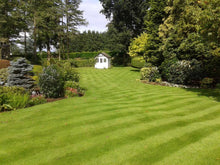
[46,97,66,103]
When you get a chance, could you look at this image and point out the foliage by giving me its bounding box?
[0,68,8,85]
[29,95,47,106]
[0,0,26,39]
[129,32,163,66]
[60,0,87,59]
[0,60,10,69]
[39,65,64,98]
[38,51,112,60]
[64,81,85,97]
[140,67,161,82]
[161,59,203,85]
[0,0,86,59]
[105,24,132,66]
[143,0,167,66]
[32,65,43,85]
[99,0,149,65]
[100,0,148,37]
[68,52,105,59]
[200,78,214,88]
[60,64,80,82]
[64,81,80,89]
[70,31,109,52]
[145,0,167,36]
[7,58,34,89]
[216,83,220,89]
[158,0,220,83]
[129,33,148,58]
[71,58,96,67]
[131,56,146,69]
[65,87,78,97]
[0,86,30,111]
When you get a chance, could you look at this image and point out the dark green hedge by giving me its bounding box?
[37,51,112,59]
[71,58,96,67]
[68,52,99,59]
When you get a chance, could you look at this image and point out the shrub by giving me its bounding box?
[160,59,203,85]
[31,65,43,85]
[0,68,8,85]
[0,59,10,69]
[0,86,30,111]
[141,67,161,82]
[64,81,85,97]
[129,32,148,58]
[7,58,34,89]
[29,95,47,106]
[57,62,80,82]
[200,78,214,88]
[39,65,65,98]
[64,81,80,89]
[33,65,43,75]
[131,56,146,68]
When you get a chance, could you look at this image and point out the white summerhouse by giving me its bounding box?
[95,52,111,69]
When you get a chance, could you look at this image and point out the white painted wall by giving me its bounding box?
[95,54,111,69]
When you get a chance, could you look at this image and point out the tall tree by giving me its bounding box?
[100,0,149,37]
[62,0,86,59]
[143,0,167,66]
[99,0,149,65]
[159,0,220,80]
[0,0,26,40]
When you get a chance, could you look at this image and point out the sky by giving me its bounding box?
[77,0,109,32]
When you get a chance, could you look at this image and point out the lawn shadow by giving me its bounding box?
[184,88,220,102]
[130,68,140,72]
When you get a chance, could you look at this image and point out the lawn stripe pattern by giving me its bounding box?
[0,67,219,165]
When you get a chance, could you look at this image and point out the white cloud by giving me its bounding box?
[78,0,109,32]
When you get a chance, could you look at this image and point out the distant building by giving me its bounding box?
[95,52,111,69]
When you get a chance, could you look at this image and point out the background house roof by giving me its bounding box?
[95,52,111,59]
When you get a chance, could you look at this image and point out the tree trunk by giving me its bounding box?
[58,48,61,61]
[33,14,37,60]
[47,42,51,61]
[24,31,27,57]
[66,0,69,59]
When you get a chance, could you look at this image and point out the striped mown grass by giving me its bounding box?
[0,67,219,165]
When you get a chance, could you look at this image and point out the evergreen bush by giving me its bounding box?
[160,59,203,85]
[39,65,64,98]
[7,58,34,89]
[140,67,161,82]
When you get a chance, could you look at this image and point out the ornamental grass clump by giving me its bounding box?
[0,86,30,111]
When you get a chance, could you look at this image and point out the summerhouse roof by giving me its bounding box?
[96,52,111,58]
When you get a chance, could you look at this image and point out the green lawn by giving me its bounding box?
[0,67,220,165]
